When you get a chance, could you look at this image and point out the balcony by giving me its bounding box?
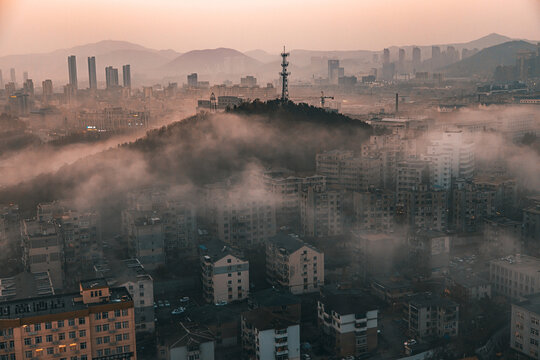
[276,349,289,356]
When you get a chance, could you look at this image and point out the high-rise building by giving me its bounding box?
[42,79,53,102]
[187,73,198,88]
[382,48,390,65]
[105,66,119,89]
[511,293,540,359]
[412,47,421,70]
[122,64,131,88]
[328,59,340,83]
[0,69,3,88]
[23,71,28,82]
[67,55,78,90]
[10,68,16,85]
[0,279,137,360]
[398,48,405,71]
[23,79,34,97]
[88,56,97,90]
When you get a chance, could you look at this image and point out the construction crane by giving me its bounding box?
[320,91,334,108]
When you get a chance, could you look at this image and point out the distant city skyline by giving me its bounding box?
[0,0,539,56]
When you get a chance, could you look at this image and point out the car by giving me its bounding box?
[215,300,227,306]
[153,302,158,309]
[404,339,417,346]
[164,300,170,307]
[171,307,185,315]
[301,355,311,360]
[180,297,190,303]
[158,300,164,307]
[345,356,355,360]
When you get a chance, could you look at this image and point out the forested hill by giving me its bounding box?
[0,101,372,213]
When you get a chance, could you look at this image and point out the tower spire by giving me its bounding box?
[280,46,290,102]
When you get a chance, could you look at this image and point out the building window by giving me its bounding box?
[35,336,42,344]
[45,322,52,330]
[69,331,76,339]
[68,319,75,326]
[47,347,54,355]
[57,320,64,328]
[79,330,86,337]
[101,312,109,319]
[46,335,53,342]
[78,318,85,325]
[24,338,31,346]
[34,324,41,331]
[59,333,65,340]
[80,342,87,350]
[114,309,121,317]
[122,333,129,340]
[122,322,129,329]
[25,351,32,359]
[122,309,128,316]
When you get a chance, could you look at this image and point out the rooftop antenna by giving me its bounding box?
[280,46,290,102]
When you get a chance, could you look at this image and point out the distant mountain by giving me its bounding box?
[450,33,513,51]
[162,48,262,75]
[245,49,276,63]
[0,40,181,85]
[441,40,537,78]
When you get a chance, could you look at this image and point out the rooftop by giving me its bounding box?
[166,322,214,349]
[199,239,245,262]
[242,308,298,331]
[0,272,54,301]
[267,233,320,255]
[515,293,540,315]
[490,255,540,271]
[0,287,132,321]
[320,285,379,315]
[80,278,108,290]
[407,293,458,309]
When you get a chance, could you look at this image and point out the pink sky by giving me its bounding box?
[0,0,539,55]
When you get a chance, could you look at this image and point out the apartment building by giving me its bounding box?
[262,169,326,226]
[353,189,395,232]
[400,185,448,231]
[490,255,540,299]
[204,184,276,249]
[396,159,430,205]
[483,217,522,256]
[351,231,402,278]
[94,259,155,333]
[241,308,300,360]
[511,293,540,359]
[122,210,165,270]
[22,219,64,290]
[200,239,249,304]
[405,293,459,340]
[0,279,136,360]
[266,233,324,295]
[317,286,378,357]
[315,150,354,189]
[300,186,343,237]
[407,230,450,278]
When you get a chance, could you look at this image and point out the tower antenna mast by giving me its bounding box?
[280,46,290,102]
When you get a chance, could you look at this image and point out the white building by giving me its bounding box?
[511,293,540,359]
[200,240,249,304]
[241,308,300,360]
[159,322,215,360]
[490,255,540,300]
[266,233,324,295]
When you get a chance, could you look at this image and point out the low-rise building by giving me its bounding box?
[511,293,540,359]
[407,230,450,278]
[405,293,459,340]
[200,240,249,304]
[158,322,214,360]
[266,233,324,295]
[370,276,414,306]
[0,272,54,301]
[317,286,378,357]
[446,272,491,301]
[241,308,300,360]
[490,255,540,299]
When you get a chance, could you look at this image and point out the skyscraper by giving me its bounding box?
[0,70,3,88]
[67,55,78,89]
[412,46,421,70]
[10,68,16,84]
[187,73,198,87]
[122,64,131,88]
[42,79,53,103]
[23,71,28,82]
[383,48,390,65]
[88,56,97,90]
[105,66,119,89]
[328,59,339,83]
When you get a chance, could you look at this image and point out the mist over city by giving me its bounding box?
[0,1,539,360]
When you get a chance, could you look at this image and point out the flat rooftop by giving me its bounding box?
[0,287,132,321]
[490,255,540,272]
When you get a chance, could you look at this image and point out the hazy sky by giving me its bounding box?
[0,0,539,55]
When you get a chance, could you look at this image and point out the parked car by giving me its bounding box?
[164,300,170,307]
[180,297,190,303]
[171,307,186,315]
[404,339,417,346]
[215,300,227,306]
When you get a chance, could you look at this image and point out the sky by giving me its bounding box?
[0,0,539,55]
